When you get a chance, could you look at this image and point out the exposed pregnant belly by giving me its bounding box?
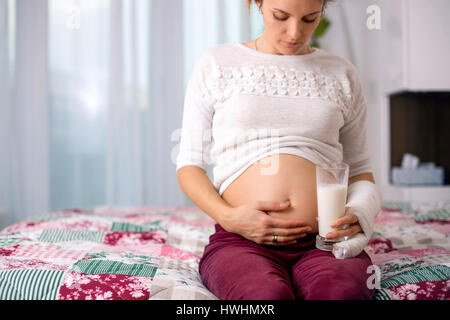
[221,154,319,233]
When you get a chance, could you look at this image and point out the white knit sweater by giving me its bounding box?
[176,43,372,196]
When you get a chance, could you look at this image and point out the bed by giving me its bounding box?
[0,201,449,300]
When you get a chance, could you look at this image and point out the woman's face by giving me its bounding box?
[257,0,324,55]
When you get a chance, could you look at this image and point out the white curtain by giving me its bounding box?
[0,0,12,227]
[0,0,259,229]
[1,0,49,229]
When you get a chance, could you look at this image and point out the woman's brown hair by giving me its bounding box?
[245,0,333,13]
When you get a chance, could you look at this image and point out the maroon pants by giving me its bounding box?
[199,223,375,300]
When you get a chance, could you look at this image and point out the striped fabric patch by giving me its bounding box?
[38,230,105,243]
[413,208,450,222]
[373,289,392,300]
[0,269,65,300]
[71,260,157,278]
[24,214,64,223]
[110,222,166,232]
[0,238,24,248]
[381,265,450,288]
[381,201,413,211]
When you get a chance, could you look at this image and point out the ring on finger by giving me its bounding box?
[272,234,278,243]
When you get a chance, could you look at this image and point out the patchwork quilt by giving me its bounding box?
[0,201,448,300]
[367,201,450,300]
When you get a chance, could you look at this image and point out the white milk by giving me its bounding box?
[317,183,347,237]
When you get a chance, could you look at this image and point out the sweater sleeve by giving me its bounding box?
[176,52,215,173]
[339,69,372,178]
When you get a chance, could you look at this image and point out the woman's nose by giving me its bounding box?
[286,21,302,40]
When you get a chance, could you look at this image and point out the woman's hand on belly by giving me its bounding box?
[267,207,318,233]
[219,200,313,246]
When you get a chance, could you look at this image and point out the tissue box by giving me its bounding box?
[391,166,445,186]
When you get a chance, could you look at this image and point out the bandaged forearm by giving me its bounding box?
[332,180,382,259]
[345,180,382,239]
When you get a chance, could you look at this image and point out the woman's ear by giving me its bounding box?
[255,0,263,13]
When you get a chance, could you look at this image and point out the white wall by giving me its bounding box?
[405,0,450,90]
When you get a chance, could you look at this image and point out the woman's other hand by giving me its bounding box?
[314,207,363,240]
[220,200,312,246]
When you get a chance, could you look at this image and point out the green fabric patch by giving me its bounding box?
[0,237,25,248]
[0,269,65,300]
[71,259,157,278]
[38,229,105,243]
[110,221,166,232]
[373,289,392,300]
[381,201,413,211]
[381,265,450,288]
[413,208,450,222]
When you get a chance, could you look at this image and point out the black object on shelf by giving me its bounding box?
[389,91,450,186]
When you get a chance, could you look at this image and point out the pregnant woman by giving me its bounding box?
[177,0,382,300]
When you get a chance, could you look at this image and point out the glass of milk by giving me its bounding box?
[315,162,349,251]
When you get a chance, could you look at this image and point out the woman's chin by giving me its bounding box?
[277,48,296,55]
[278,44,303,55]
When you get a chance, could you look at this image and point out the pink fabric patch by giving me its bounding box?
[0,245,19,256]
[58,272,152,300]
[10,244,87,261]
[386,279,450,300]
[3,221,45,233]
[2,218,110,233]
[401,247,450,258]
[368,237,396,253]
[0,256,69,271]
[374,215,405,224]
[381,208,404,213]
[161,244,199,260]
[90,243,163,257]
[57,220,111,232]
[103,231,165,246]
[426,222,450,235]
